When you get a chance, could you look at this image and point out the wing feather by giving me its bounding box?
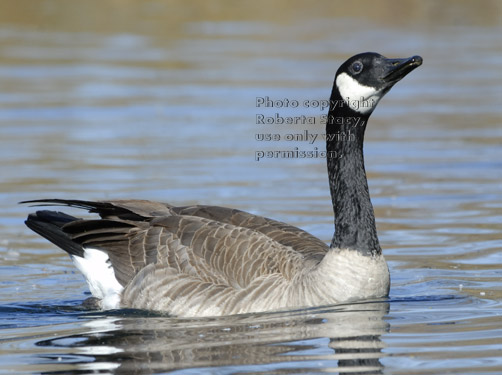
[23,199,328,292]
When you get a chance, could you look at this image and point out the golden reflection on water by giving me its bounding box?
[1,0,501,32]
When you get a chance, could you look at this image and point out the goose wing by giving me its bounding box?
[24,199,328,256]
[171,205,329,261]
[23,199,329,289]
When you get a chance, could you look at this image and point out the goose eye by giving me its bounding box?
[352,61,363,74]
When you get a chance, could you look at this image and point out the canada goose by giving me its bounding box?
[23,52,422,317]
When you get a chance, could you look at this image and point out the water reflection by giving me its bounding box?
[36,301,389,374]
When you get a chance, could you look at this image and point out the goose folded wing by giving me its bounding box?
[170,205,329,261]
[26,199,329,261]
[62,213,317,291]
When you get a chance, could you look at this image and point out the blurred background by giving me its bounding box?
[0,0,501,374]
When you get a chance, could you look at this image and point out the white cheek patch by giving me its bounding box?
[335,72,384,114]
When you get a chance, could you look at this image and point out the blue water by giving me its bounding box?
[1,1,501,374]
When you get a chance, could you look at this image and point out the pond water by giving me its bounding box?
[1,1,501,374]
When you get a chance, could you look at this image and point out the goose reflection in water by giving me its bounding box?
[36,300,389,375]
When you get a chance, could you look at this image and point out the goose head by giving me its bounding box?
[334,52,423,115]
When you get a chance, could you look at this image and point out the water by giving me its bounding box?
[1,1,501,374]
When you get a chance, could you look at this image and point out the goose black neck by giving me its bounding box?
[326,87,381,256]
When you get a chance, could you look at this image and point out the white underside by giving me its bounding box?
[335,73,383,114]
[70,248,123,309]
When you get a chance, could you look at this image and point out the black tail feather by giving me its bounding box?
[20,199,116,214]
[20,199,146,221]
[25,211,85,258]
